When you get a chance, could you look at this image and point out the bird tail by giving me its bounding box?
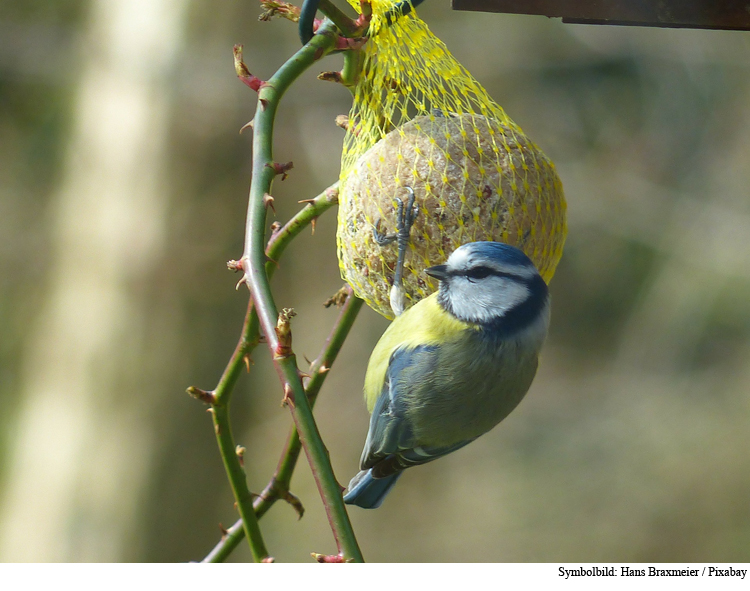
[343,469,402,509]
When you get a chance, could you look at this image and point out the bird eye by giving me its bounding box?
[465,266,492,280]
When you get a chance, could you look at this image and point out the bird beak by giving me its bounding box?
[425,264,448,281]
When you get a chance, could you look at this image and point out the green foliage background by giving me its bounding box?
[0,0,749,562]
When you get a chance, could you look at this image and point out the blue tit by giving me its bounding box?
[343,241,550,509]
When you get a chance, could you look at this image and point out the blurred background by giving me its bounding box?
[1,0,749,562]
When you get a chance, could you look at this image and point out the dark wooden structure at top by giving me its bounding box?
[450,0,750,31]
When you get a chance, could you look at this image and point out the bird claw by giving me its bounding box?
[371,187,419,316]
[372,223,397,246]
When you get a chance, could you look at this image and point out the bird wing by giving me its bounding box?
[359,345,475,477]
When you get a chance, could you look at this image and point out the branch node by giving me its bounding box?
[186,386,217,405]
[323,286,350,308]
[325,186,339,204]
[269,221,282,236]
[235,445,246,466]
[266,161,293,180]
[335,37,367,51]
[318,70,343,84]
[358,0,373,21]
[227,259,244,272]
[311,552,350,563]
[274,308,296,358]
[334,114,349,130]
[258,0,301,22]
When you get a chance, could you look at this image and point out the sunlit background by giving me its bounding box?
[1,0,749,562]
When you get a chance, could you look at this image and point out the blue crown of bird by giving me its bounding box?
[344,240,550,509]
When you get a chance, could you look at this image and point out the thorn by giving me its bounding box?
[233,45,265,92]
[318,365,330,374]
[303,354,312,365]
[265,255,280,270]
[298,371,311,380]
[235,274,249,290]
[310,217,317,235]
[261,556,275,563]
[266,161,293,180]
[259,98,269,110]
[186,386,217,405]
[298,198,316,205]
[219,523,229,538]
[282,490,305,520]
[281,383,295,408]
[243,354,253,372]
[318,70,343,84]
[239,119,254,134]
[270,221,282,234]
[334,115,349,130]
[235,445,246,466]
[263,192,276,213]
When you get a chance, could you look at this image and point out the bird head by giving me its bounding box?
[426,241,549,332]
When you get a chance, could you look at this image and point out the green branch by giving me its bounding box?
[202,288,363,563]
[240,20,363,562]
[210,404,271,561]
[196,184,340,563]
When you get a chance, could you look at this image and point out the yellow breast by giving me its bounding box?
[363,293,477,411]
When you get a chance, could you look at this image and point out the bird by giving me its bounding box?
[343,241,550,509]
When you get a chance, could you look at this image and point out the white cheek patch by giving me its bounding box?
[448,277,530,323]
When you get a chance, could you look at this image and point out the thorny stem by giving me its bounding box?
[203,288,363,563]
[197,184,339,563]
[241,19,363,562]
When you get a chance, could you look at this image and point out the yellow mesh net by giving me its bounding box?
[337,0,567,318]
